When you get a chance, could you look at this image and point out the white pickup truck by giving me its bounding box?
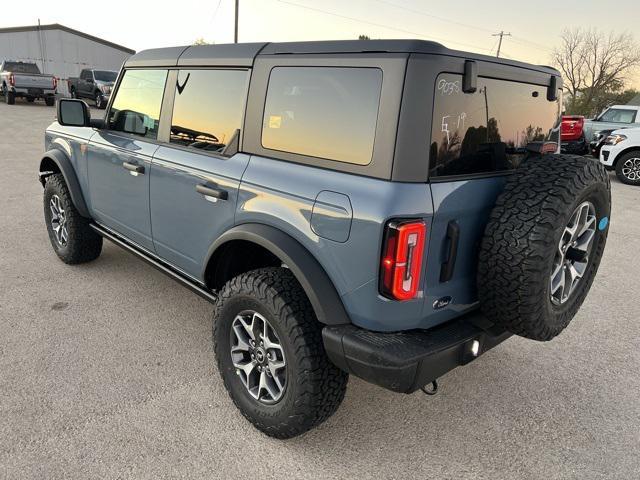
[0,61,57,106]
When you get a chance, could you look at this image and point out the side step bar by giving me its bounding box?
[90,223,218,304]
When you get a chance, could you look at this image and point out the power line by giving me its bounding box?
[274,0,495,53]
[372,0,496,35]
[372,0,554,55]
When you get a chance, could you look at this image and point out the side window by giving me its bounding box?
[429,73,561,178]
[169,69,248,152]
[80,70,89,80]
[108,69,168,140]
[261,67,382,166]
[599,108,636,124]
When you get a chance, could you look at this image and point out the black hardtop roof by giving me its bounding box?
[125,39,559,75]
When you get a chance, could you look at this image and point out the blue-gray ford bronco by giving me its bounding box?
[40,40,611,439]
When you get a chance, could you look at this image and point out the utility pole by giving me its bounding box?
[234,0,239,43]
[492,31,511,58]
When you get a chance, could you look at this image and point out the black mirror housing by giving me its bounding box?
[57,99,91,127]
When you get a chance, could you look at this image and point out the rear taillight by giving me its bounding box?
[380,220,426,301]
[52,77,58,90]
[9,73,15,86]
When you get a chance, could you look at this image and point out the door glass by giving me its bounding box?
[261,67,382,165]
[108,69,168,140]
[170,69,248,152]
[430,74,561,178]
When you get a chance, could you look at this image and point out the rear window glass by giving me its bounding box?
[430,74,561,178]
[5,62,40,74]
[262,67,382,166]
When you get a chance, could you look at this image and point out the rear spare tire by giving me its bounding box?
[478,154,611,341]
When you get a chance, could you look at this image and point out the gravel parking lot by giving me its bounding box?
[1,98,639,480]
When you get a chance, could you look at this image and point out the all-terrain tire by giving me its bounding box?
[614,150,640,186]
[213,267,348,439]
[478,154,611,341]
[43,174,102,264]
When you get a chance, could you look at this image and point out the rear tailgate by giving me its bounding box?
[13,73,56,90]
[561,115,585,142]
[424,71,561,323]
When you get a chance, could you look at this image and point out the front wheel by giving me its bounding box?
[43,174,103,264]
[44,96,55,107]
[615,151,640,186]
[213,268,348,439]
[95,92,104,109]
[6,90,15,105]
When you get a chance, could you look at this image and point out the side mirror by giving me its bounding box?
[57,99,90,127]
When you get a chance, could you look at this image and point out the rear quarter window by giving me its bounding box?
[261,67,382,166]
[430,73,561,178]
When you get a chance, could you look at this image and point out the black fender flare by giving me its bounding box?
[206,223,351,326]
[39,149,90,218]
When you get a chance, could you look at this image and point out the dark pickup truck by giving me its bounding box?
[67,69,117,109]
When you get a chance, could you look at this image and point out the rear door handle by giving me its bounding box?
[123,161,145,175]
[196,183,228,201]
[440,221,460,283]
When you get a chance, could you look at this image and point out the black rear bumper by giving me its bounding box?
[322,311,511,393]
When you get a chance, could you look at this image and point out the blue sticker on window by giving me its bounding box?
[598,217,609,231]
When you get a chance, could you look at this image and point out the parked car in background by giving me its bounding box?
[0,61,57,106]
[560,115,588,154]
[583,105,640,145]
[40,40,610,439]
[68,69,118,109]
[600,127,640,185]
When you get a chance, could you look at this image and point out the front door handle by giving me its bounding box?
[196,183,228,201]
[123,161,145,175]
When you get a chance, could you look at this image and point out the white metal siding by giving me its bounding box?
[0,28,132,95]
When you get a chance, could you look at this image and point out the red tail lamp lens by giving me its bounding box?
[380,220,426,301]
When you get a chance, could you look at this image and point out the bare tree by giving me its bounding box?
[553,28,640,115]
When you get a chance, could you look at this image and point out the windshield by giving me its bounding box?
[598,108,637,124]
[430,74,561,178]
[4,62,40,74]
[94,70,118,82]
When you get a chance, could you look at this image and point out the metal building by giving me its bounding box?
[0,23,135,95]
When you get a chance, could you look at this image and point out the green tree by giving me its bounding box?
[358,35,371,40]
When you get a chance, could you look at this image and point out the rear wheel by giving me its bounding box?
[6,90,15,105]
[213,267,348,439]
[43,174,103,264]
[95,92,104,109]
[614,151,640,186]
[45,96,55,107]
[478,154,611,341]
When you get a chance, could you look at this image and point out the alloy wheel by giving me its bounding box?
[230,311,286,404]
[621,157,640,181]
[49,194,68,247]
[550,201,597,305]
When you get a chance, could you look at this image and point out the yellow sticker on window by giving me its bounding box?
[268,115,282,129]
